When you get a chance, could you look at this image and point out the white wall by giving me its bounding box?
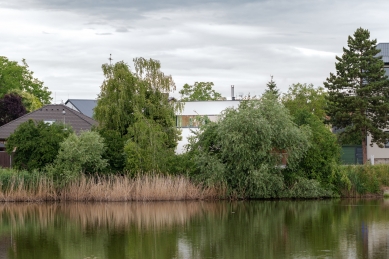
[175,101,241,154]
[367,133,389,164]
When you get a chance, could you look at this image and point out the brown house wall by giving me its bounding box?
[0,152,11,168]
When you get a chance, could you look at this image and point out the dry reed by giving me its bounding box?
[0,175,225,202]
[0,202,225,231]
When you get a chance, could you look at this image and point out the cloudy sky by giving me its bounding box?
[1,0,388,102]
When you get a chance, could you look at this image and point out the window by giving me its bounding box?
[44,120,56,125]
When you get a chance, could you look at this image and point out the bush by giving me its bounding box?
[46,131,107,184]
[289,110,341,187]
[337,165,386,195]
[6,120,73,170]
[187,94,311,198]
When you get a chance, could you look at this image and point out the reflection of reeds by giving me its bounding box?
[0,175,225,202]
[0,201,224,231]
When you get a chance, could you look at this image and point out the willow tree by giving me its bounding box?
[324,28,389,164]
[94,58,181,173]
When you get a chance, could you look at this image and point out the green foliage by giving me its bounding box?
[187,93,311,198]
[282,83,327,120]
[0,57,51,104]
[285,177,334,198]
[324,28,389,163]
[179,82,224,101]
[46,131,107,183]
[6,120,73,170]
[337,165,389,195]
[97,128,126,172]
[264,75,279,97]
[291,110,341,186]
[94,57,181,174]
[7,89,43,112]
[0,168,43,191]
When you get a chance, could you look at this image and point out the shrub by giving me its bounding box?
[6,120,73,170]
[187,93,311,198]
[46,131,107,184]
[289,110,341,187]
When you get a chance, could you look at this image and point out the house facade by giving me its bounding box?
[175,100,241,153]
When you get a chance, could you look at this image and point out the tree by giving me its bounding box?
[179,82,224,101]
[282,83,327,120]
[264,75,279,96]
[0,93,27,126]
[187,93,311,198]
[7,89,43,112]
[6,120,73,170]
[94,58,181,173]
[324,28,389,164]
[0,57,51,104]
[292,110,340,186]
[46,131,107,183]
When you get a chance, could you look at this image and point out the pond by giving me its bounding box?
[0,199,388,259]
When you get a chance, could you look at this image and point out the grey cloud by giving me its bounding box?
[115,28,129,33]
[2,0,389,103]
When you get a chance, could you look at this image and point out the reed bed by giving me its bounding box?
[0,174,225,202]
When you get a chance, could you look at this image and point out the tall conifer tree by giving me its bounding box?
[324,28,389,164]
[264,75,279,97]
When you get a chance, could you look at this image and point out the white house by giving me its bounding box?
[175,100,241,154]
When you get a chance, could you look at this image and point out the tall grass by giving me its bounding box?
[337,164,389,197]
[0,174,225,202]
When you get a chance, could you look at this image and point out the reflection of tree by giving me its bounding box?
[0,200,388,258]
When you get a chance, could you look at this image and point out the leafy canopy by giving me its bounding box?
[94,57,181,173]
[187,93,311,198]
[324,27,389,163]
[6,120,73,170]
[179,82,224,101]
[0,57,51,104]
[46,131,107,183]
[282,83,327,120]
[0,93,27,126]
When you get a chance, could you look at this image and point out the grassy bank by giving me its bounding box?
[0,164,388,201]
[0,171,225,202]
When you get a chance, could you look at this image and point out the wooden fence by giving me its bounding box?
[0,152,11,168]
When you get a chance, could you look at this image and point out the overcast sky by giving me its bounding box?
[1,0,388,103]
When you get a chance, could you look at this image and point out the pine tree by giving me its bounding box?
[324,27,389,164]
[264,75,279,97]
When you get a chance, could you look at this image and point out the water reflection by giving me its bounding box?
[0,200,388,259]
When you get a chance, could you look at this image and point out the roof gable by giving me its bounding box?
[0,104,97,140]
[65,99,97,118]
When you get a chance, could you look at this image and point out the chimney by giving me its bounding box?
[231,85,235,100]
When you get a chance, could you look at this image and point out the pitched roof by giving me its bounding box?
[377,43,389,63]
[65,99,97,118]
[0,104,97,140]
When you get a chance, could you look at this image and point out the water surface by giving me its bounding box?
[0,199,388,259]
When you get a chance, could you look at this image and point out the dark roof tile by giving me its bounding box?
[0,104,97,140]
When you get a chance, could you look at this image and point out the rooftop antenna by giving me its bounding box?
[109,54,113,65]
